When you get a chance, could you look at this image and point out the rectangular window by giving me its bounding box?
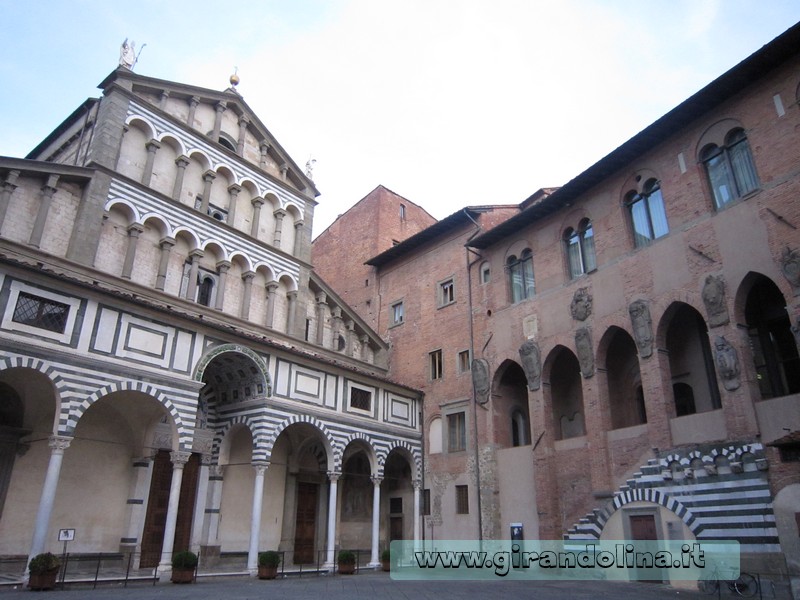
[438,278,455,307]
[447,411,466,452]
[400,203,406,220]
[458,350,471,373]
[422,489,431,516]
[12,292,70,334]
[430,349,443,380]
[390,300,404,326]
[349,387,372,411]
[455,485,469,515]
[390,497,403,514]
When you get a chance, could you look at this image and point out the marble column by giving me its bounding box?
[120,457,153,554]
[345,320,356,356]
[369,477,382,567]
[29,174,59,248]
[155,237,175,291]
[159,90,170,110]
[237,115,250,157]
[200,171,216,214]
[286,290,298,335]
[28,435,72,560]
[158,451,191,572]
[121,223,145,279]
[272,208,286,248]
[259,142,270,170]
[172,155,190,201]
[325,471,341,567]
[211,101,227,142]
[247,462,268,574]
[187,96,200,128]
[360,335,370,362]
[142,139,161,187]
[413,479,421,543]
[185,249,204,301]
[250,197,264,238]
[293,220,304,257]
[240,271,256,319]
[227,184,241,227]
[214,261,231,311]
[315,292,327,346]
[265,281,278,328]
[202,465,224,547]
[189,455,212,553]
[0,169,20,231]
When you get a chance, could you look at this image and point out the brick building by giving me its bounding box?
[312,22,800,591]
[0,56,423,580]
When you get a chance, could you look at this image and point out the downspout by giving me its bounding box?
[463,209,485,542]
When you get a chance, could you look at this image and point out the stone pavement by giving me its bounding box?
[0,570,722,600]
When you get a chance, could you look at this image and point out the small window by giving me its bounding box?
[422,489,431,515]
[400,203,406,220]
[197,274,216,307]
[458,350,471,374]
[507,249,535,303]
[626,179,669,247]
[12,292,70,334]
[350,387,372,411]
[701,128,759,209]
[447,411,466,452]
[430,349,443,380]
[779,446,800,462]
[565,219,596,279]
[480,262,490,284]
[390,497,403,514]
[390,300,404,327]
[455,485,469,514]
[438,278,455,307]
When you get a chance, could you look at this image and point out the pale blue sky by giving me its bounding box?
[1,1,799,236]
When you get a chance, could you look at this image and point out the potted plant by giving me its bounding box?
[170,550,198,583]
[28,552,61,590]
[258,550,281,579]
[338,550,356,575]
[381,548,390,572]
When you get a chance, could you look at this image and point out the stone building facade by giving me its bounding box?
[0,66,423,577]
[312,22,800,591]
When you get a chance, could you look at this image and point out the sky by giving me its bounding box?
[1,1,799,239]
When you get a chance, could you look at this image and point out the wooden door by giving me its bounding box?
[139,451,200,568]
[294,482,318,564]
[390,516,403,541]
[630,514,661,583]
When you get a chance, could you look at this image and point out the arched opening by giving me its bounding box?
[744,275,800,399]
[603,327,646,429]
[340,443,375,551]
[549,347,585,440]
[381,450,414,544]
[491,361,530,448]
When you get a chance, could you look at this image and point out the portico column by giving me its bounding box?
[0,169,20,231]
[158,451,191,572]
[185,249,204,301]
[265,281,278,328]
[250,197,264,238]
[29,435,72,560]
[200,171,216,214]
[360,335,370,362]
[413,479,421,543]
[369,476,383,567]
[172,155,190,201]
[286,290,298,335]
[325,471,341,567]
[345,320,356,356]
[227,184,241,227]
[247,462,268,575]
[272,208,286,248]
[202,465,224,546]
[142,139,161,187]
[29,174,59,248]
[120,457,153,554]
[155,237,175,291]
[121,223,145,279]
[214,261,231,311]
[190,455,212,552]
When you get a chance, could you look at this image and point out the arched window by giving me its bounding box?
[626,179,669,247]
[701,128,759,209]
[197,275,215,307]
[506,249,535,303]
[510,409,530,447]
[673,382,696,417]
[565,218,596,278]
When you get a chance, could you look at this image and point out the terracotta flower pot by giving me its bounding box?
[28,568,59,591]
[171,568,195,583]
[258,565,279,579]
[338,563,356,575]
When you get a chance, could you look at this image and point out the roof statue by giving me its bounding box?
[305,158,317,180]
[119,39,135,69]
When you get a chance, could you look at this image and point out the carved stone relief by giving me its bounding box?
[575,327,594,378]
[570,287,593,321]
[713,336,740,391]
[628,299,653,358]
[518,340,542,391]
[780,247,800,295]
[702,274,729,327]
[471,358,491,404]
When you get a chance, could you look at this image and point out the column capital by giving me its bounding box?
[228,183,242,195]
[42,174,59,195]
[332,306,343,319]
[215,100,227,113]
[189,248,205,259]
[252,461,269,474]
[371,476,383,486]
[413,478,422,490]
[345,319,355,331]
[190,95,201,108]
[327,470,342,483]
[273,207,287,219]
[170,451,192,467]
[175,155,190,168]
[3,169,20,188]
[216,260,232,273]
[287,290,298,300]
[266,280,279,293]
[360,334,370,344]
[242,270,256,282]
[294,219,305,230]
[159,236,176,249]
[202,170,217,183]
[238,114,250,126]
[316,291,327,305]
[48,435,73,452]
[251,196,265,208]
[145,139,162,152]
[260,140,271,152]
[127,222,145,236]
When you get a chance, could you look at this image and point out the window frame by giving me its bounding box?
[438,277,456,308]
[701,128,759,209]
[625,179,669,248]
[447,411,466,452]
[457,349,471,374]
[455,484,469,515]
[565,218,596,279]
[3,282,81,344]
[389,299,405,327]
[506,249,535,303]
[429,349,443,380]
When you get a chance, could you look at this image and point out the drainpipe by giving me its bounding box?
[463,209,485,543]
